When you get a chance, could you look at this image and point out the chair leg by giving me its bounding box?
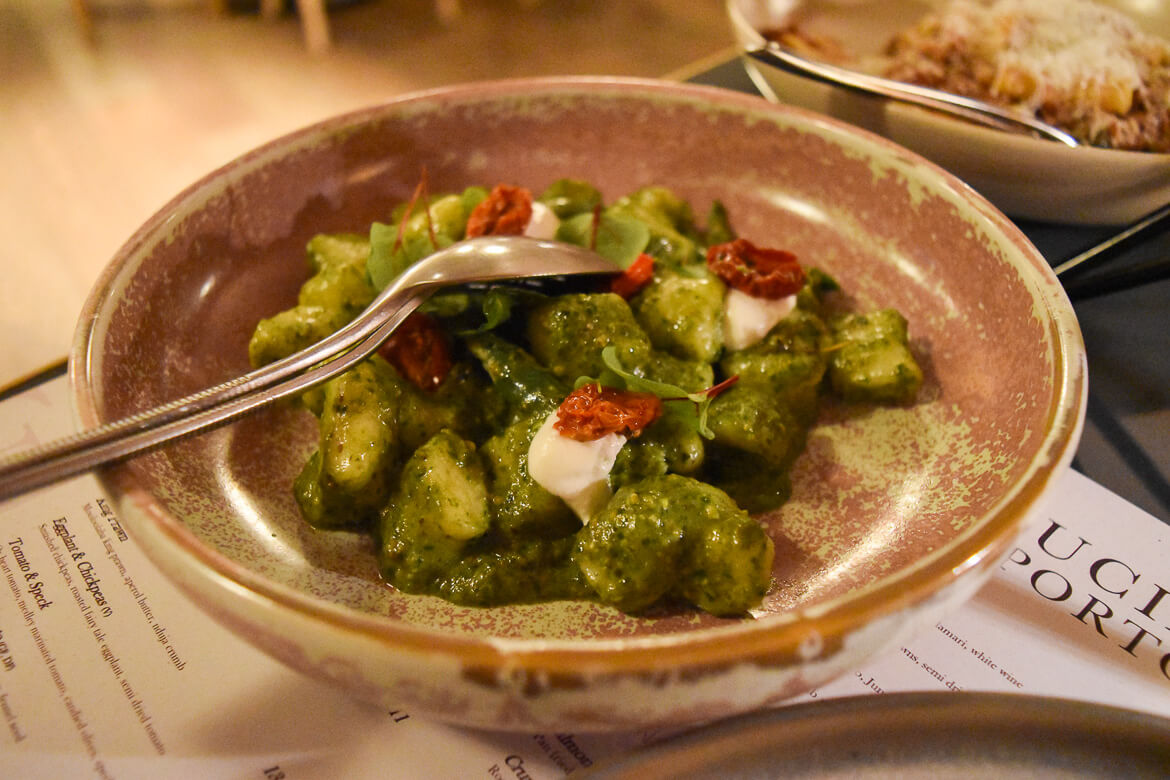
[435,0,461,22]
[71,0,95,41]
[298,0,331,53]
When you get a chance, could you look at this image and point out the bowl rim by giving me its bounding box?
[69,75,1087,677]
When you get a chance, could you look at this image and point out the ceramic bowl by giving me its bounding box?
[70,77,1085,731]
[727,0,1170,226]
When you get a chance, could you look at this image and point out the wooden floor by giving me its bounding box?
[0,0,734,386]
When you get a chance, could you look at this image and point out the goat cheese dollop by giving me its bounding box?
[527,412,624,523]
[722,287,797,351]
[522,201,560,240]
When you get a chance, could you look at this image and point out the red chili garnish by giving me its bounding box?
[394,167,438,252]
[554,384,663,442]
[609,253,655,298]
[465,184,534,237]
[377,311,452,392]
[699,374,739,400]
[706,238,805,299]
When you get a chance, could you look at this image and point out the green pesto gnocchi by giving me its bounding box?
[248,179,924,616]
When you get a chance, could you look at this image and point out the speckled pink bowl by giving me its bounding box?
[70,78,1085,731]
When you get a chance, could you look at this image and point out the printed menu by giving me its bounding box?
[1,376,1168,779]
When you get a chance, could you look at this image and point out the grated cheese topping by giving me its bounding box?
[876,0,1170,150]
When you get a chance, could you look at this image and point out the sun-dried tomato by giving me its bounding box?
[706,238,805,299]
[554,384,663,442]
[378,311,452,392]
[465,184,534,237]
[609,253,655,298]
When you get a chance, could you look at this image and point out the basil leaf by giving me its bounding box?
[555,211,650,269]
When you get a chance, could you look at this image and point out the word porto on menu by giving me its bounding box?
[1004,518,1170,681]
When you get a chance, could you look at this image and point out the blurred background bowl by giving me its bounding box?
[70,77,1085,731]
[727,0,1170,225]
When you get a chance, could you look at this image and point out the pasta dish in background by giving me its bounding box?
[767,0,1170,151]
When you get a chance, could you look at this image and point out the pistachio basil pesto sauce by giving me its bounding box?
[248,180,923,617]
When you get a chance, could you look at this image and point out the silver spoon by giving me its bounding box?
[747,43,1081,147]
[1053,200,1170,300]
[0,236,618,500]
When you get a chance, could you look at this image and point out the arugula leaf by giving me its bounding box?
[366,221,402,291]
[367,222,447,291]
[556,211,650,269]
[584,346,728,439]
[421,287,549,336]
[419,291,473,318]
[366,220,456,292]
[453,287,532,336]
[477,288,515,333]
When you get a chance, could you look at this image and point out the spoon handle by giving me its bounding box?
[746,44,1080,147]
[1053,201,1170,278]
[0,292,427,501]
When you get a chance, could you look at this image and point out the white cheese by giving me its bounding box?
[722,287,797,351]
[946,0,1146,106]
[523,200,560,240]
[527,412,624,523]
